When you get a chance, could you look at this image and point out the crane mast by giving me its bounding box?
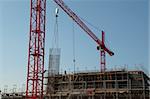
[53,0,114,71]
[26,0,46,99]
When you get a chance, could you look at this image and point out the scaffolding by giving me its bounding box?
[1,70,149,99]
[45,70,150,99]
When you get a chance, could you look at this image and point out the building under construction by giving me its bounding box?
[45,70,150,99]
[1,0,149,99]
[1,69,150,99]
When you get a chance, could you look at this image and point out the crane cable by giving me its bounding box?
[52,8,59,49]
[80,17,102,32]
[72,22,76,74]
[80,16,112,51]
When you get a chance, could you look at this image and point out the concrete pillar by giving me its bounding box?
[129,79,132,99]
[142,73,145,99]
[92,95,94,99]
[77,95,79,99]
[59,94,61,99]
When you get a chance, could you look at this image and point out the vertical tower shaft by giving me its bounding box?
[26,0,46,99]
[101,31,106,72]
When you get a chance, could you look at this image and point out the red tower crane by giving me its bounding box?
[53,0,114,72]
[26,0,113,98]
[26,0,46,99]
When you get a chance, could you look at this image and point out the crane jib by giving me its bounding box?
[53,0,114,56]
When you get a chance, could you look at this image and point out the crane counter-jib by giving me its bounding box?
[53,0,114,56]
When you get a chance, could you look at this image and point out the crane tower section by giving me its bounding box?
[26,0,46,99]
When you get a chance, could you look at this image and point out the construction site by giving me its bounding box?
[1,0,150,99]
[1,70,150,99]
[44,70,150,99]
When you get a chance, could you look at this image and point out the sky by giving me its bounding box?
[0,0,149,92]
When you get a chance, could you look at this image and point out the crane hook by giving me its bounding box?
[55,8,59,17]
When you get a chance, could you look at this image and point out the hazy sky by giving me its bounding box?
[0,0,149,92]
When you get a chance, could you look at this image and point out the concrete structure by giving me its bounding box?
[45,70,150,99]
[1,70,150,99]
